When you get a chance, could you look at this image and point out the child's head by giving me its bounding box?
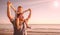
[16,6,24,20]
[17,6,23,13]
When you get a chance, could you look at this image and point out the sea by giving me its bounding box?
[0,24,60,35]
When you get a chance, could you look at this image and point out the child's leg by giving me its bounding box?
[24,20,31,29]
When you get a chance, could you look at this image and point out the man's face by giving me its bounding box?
[19,13,24,20]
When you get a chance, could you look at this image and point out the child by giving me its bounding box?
[16,9,31,29]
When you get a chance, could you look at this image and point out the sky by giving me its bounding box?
[0,0,60,24]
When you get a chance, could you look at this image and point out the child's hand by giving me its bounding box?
[7,1,12,7]
[28,8,31,12]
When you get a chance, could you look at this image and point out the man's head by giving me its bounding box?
[17,6,23,13]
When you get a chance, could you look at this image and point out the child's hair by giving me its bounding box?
[18,6,22,8]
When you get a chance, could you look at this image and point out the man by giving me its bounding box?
[7,1,31,35]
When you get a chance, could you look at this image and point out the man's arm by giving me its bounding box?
[7,1,13,21]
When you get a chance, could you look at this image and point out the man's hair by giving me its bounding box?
[18,6,22,8]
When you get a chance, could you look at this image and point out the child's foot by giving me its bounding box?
[27,26,31,29]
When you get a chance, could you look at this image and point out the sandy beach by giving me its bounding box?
[0,24,60,35]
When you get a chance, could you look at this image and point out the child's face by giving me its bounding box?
[17,6,23,13]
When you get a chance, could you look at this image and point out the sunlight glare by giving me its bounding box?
[54,1,59,7]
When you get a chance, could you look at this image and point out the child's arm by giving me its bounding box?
[10,4,16,12]
[23,8,31,14]
[9,0,16,13]
[25,9,31,21]
[23,9,29,13]
[24,9,31,29]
